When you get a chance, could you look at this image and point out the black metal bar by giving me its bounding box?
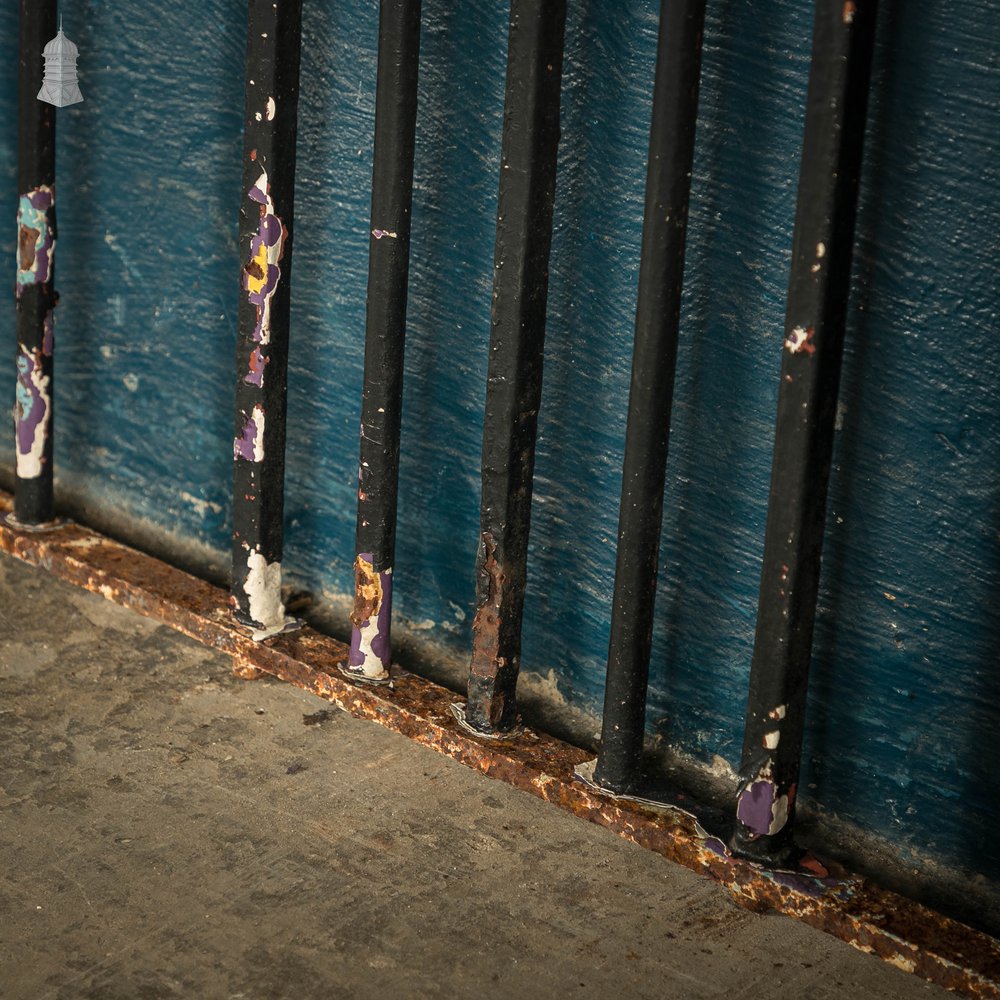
[732,0,878,865]
[592,0,707,794]
[349,0,423,681]
[464,0,566,734]
[231,0,303,638]
[13,0,57,527]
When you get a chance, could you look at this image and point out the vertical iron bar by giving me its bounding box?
[733,0,878,864]
[231,0,303,638]
[464,0,566,734]
[592,0,707,794]
[13,0,57,527]
[349,0,423,681]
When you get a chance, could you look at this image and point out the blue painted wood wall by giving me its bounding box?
[1,0,997,887]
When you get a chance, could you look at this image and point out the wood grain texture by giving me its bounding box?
[0,0,996,887]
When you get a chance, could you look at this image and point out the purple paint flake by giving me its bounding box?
[15,348,48,471]
[770,871,826,897]
[736,779,777,836]
[704,837,731,859]
[42,309,54,356]
[234,408,262,462]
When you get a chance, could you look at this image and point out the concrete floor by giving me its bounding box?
[0,552,950,1000]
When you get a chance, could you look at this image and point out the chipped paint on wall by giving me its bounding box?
[242,169,285,348]
[14,346,51,479]
[16,186,55,295]
[234,404,265,462]
[348,552,392,679]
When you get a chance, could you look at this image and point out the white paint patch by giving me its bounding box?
[265,96,276,120]
[16,352,51,480]
[764,730,781,749]
[355,618,389,679]
[768,703,787,720]
[251,404,265,461]
[785,326,809,353]
[255,111,262,121]
[768,793,790,835]
[887,955,916,974]
[816,241,826,258]
[244,549,295,640]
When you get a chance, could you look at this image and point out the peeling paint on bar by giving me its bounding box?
[230,0,302,630]
[243,169,285,347]
[352,0,422,687]
[245,345,267,387]
[14,346,50,479]
[348,552,392,680]
[16,186,55,295]
[242,547,296,640]
[14,3,57,528]
[1,493,998,1000]
[784,324,817,355]
[234,404,265,462]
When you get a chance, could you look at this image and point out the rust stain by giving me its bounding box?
[350,553,382,630]
[469,530,503,678]
[18,225,39,271]
[843,1,856,24]
[0,487,998,1000]
[467,530,511,731]
[243,257,266,283]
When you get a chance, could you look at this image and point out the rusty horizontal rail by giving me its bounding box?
[0,488,997,1000]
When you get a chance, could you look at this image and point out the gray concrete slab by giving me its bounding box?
[0,553,949,999]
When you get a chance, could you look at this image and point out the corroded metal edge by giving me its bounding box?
[0,489,996,999]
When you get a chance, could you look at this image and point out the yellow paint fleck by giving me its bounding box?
[246,241,269,297]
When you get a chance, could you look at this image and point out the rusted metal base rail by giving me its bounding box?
[0,489,996,1000]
